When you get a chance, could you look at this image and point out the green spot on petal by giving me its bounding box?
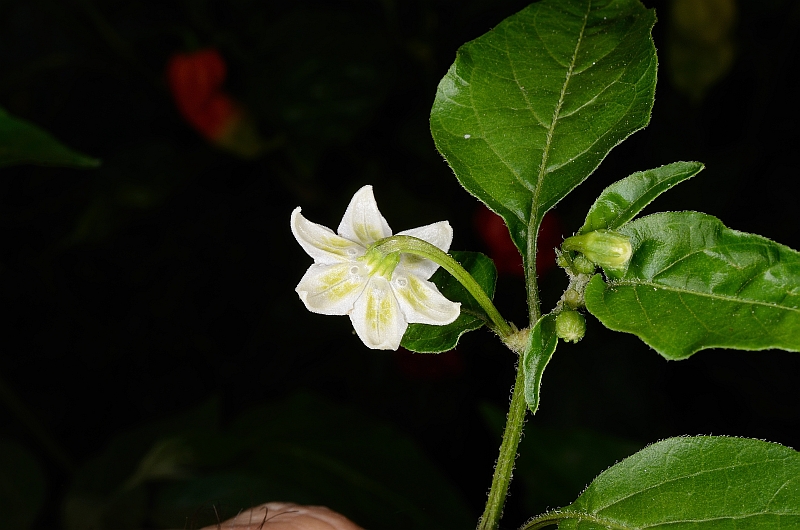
[396,275,430,313]
[319,267,362,302]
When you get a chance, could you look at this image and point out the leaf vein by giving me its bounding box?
[609,280,800,314]
[641,511,800,528]
[765,475,798,510]
[466,63,534,194]
[590,458,790,513]
[557,75,623,120]
[504,25,549,129]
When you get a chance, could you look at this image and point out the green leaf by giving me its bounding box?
[0,438,47,530]
[0,106,99,169]
[522,313,558,414]
[430,0,657,257]
[585,212,800,359]
[522,436,800,530]
[579,161,704,234]
[402,250,497,353]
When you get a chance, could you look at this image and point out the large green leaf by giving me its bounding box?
[578,161,704,234]
[0,106,99,169]
[522,436,800,530]
[585,212,800,359]
[402,250,497,353]
[430,0,657,257]
[522,313,558,414]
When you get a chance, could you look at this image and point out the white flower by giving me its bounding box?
[291,185,461,350]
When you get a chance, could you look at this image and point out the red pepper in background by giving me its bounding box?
[166,48,262,157]
[474,205,563,278]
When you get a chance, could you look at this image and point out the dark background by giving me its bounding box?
[1,0,799,528]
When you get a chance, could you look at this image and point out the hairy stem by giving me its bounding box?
[477,364,528,530]
[480,211,544,529]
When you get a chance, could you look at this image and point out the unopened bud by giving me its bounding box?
[571,254,596,274]
[556,250,570,269]
[562,230,632,270]
[555,310,586,343]
[563,288,583,309]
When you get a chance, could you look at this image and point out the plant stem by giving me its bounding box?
[477,364,528,530]
[374,235,514,338]
[479,212,544,530]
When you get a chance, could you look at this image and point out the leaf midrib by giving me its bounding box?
[605,279,800,313]
[530,1,591,220]
[586,456,791,513]
[554,508,796,530]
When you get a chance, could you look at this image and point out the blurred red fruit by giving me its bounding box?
[537,210,563,276]
[166,49,264,157]
[167,48,241,141]
[474,205,562,277]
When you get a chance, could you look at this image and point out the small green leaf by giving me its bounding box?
[0,106,99,169]
[522,436,800,530]
[522,313,558,414]
[430,0,656,257]
[402,250,497,353]
[585,212,800,359]
[579,161,705,234]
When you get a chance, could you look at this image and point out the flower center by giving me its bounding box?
[360,246,401,280]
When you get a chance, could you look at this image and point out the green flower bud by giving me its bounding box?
[562,230,632,270]
[555,310,586,343]
[563,288,583,309]
[556,250,571,269]
[571,254,596,275]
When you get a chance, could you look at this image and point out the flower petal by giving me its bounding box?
[337,185,392,247]
[391,273,461,325]
[396,221,453,279]
[296,262,368,315]
[292,208,365,264]
[350,276,407,350]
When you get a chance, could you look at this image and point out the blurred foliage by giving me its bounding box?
[62,392,473,530]
[0,105,99,168]
[1,0,799,528]
[0,438,47,530]
[666,0,737,102]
